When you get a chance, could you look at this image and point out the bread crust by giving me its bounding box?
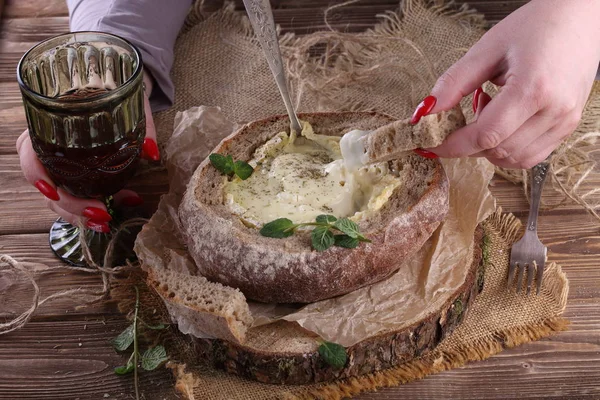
[365,105,465,164]
[179,112,450,303]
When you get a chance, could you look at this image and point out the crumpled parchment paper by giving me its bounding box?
[135,105,496,347]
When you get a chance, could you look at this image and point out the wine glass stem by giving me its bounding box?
[103,195,116,222]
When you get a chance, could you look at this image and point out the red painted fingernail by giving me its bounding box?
[34,180,60,201]
[141,138,160,161]
[121,194,144,207]
[83,207,112,222]
[410,95,437,125]
[413,148,439,159]
[473,87,483,113]
[85,220,111,233]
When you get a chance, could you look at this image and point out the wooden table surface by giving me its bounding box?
[1,1,599,399]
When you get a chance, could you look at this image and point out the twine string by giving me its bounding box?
[0,218,148,335]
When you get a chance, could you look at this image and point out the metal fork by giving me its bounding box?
[508,161,550,294]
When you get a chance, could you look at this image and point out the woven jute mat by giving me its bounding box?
[133,0,591,398]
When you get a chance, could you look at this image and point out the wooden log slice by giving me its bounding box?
[194,225,487,385]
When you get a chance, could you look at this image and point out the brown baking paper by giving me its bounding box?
[135,105,496,346]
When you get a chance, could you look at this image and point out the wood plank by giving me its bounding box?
[463,0,528,24]
[0,319,178,400]
[0,83,28,155]
[0,232,128,317]
[246,0,527,27]
[0,16,69,42]
[359,341,600,399]
[0,0,529,83]
[0,17,70,83]
[0,82,24,113]
[0,154,169,235]
[3,0,67,19]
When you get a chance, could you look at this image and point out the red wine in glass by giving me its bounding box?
[18,32,146,267]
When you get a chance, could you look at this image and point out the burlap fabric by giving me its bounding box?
[154,0,488,143]
[140,0,592,398]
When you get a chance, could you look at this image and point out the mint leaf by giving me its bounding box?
[316,215,337,224]
[209,153,234,175]
[141,346,168,371]
[114,363,134,375]
[334,235,359,249]
[333,218,361,239]
[260,218,296,238]
[111,324,134,352]
[233,160,254,180]
[318,341,347,369]
[114,354,135,375]
[357,235,371,243]
[311,226,335,251]
[139,319,167,330]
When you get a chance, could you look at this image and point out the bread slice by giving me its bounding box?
[147,267,252,343]
[363,105,465,164]
[179,112,450,304]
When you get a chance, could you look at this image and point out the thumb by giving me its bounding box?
[429,38,503,113]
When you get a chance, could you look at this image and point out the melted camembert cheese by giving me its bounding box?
[223,121,400,226]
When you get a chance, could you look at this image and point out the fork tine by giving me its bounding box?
[508,260,517,284]
[516,263,525,293]
[536,260,545,295]
[526,263,535,295]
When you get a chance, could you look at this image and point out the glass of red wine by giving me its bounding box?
[17,32,146,267]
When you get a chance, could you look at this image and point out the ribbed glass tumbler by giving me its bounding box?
[17,31,146,266]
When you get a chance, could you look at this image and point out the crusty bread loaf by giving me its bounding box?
[364,105,465,164]
[147,267,252,343]
[179,112,450,304]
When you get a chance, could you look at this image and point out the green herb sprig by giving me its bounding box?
[259,214,370,252]
[209,153,253,180]
[112,286,169,400]
[317,340,348,369]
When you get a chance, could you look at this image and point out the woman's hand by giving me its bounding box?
[16,71,160,232]
[424,0,600,169]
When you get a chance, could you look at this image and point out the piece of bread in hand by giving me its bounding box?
[178,112,449,304]
[353,106,465,165]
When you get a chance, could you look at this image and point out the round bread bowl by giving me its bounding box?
[179,112,449,304]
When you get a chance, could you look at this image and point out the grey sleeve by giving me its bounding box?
[67,0,193,112]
